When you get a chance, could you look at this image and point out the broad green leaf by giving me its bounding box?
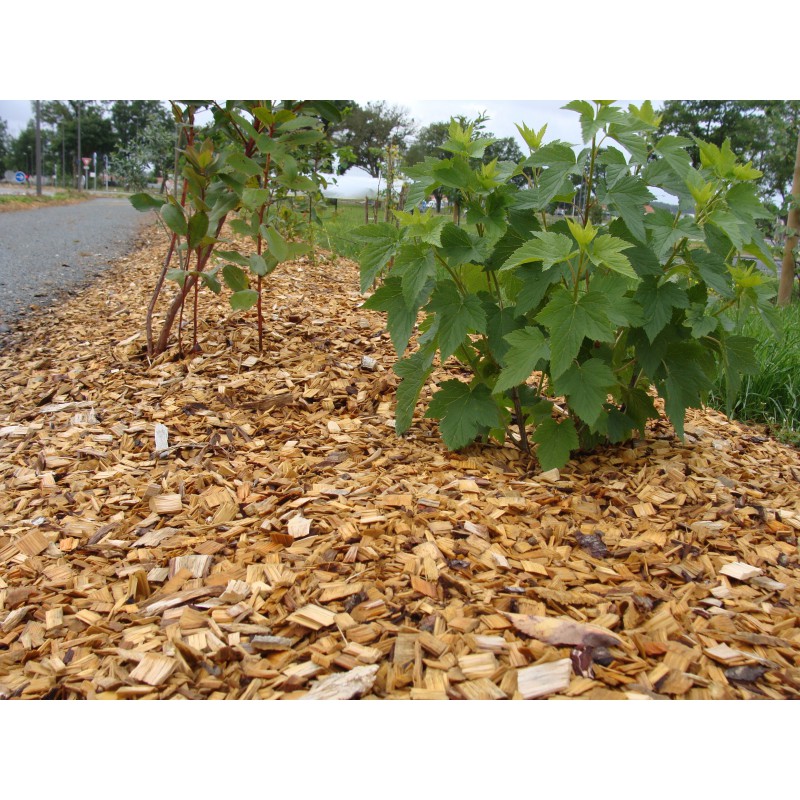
[654,136,694,177]
[264,225,289,262]
[391,243,436,309]
[589,272,644,327]
[362,277,418,356]
[391,210,448,247]
[532,417,579,470]
[355,223,404,292]
[516,142,579,211]
[161,203,188,236]
[689,250,734,298]
[635,277,690,342]
[229,289,259,311]
[433,157,477,191]
[662,341,715,439]
[166,268,188,286]
[222,263,249,292]
[248,253,277,277]
[393,344,436,435]
[608,218,662,278]
[130,193,163,212]
[200,272,221,294]
[440,223,490,265]
[187,211,209,249]
[241,188,270,209]
[598,175,653,242]
[225,152,263,178]
[495,327,550,393]
[427,281,487,360]
[215,249,249,267]
[514,263,563,315]
[620,385,660,433]
[708,208,746,250]
[535,287,615,378]
[502,231,576,271]
[230,218,256,238]
[643,208,702,259]
[685,302,718,338]
[588,234,637,280]
[553,358,616,426]
[425,380,501,450]
[483,300,525,364]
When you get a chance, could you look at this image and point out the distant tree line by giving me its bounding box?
[0,101,174,189]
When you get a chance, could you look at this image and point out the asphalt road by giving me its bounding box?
[0,196,154,332]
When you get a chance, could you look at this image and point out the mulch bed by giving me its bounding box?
[1,225,799,700]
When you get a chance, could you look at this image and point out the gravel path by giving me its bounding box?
[0,196,154,331]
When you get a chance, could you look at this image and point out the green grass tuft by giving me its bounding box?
[708,302,800,444]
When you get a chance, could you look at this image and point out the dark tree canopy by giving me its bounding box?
[333,101,416,178]
[657,100,800,204]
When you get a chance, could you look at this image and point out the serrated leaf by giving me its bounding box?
[535,287,615,378]
[391,243,436,308]
[690,250,734,299]
[553,358,616,426]
[502,231,575,271]
[532,417,579,470]
[393,344,436,435]
[588,234,637,280]
[441,223,490,265]
[355,223,404,292]
[427,281,487,360]
[229,289,259,311]
[599,175,653,242]
[514,263,563,315]
[495,327,550,393]
[662,341,714,438]
[425,380,501,450]
[362,278,418,356]
[635,277,690,342]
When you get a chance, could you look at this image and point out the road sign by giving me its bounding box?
[82,157,91,166]
[14,171,25,183]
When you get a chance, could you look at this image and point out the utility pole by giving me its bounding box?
[76,102,82,190]
[35,101,42,196]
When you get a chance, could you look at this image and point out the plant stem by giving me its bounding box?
[511,387,531,454]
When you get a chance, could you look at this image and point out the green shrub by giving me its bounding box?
[356,101,778,470]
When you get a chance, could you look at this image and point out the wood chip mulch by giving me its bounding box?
[1,225,799,700]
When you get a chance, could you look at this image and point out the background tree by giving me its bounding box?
[656,100,800,203]
[38,101,114,186]
[110,102,176,192]
[333,101,416,177]
[0,117,11,175]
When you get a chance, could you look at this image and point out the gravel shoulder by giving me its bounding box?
[0,196,155,332]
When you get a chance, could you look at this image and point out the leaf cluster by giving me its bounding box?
[358,101,777,470]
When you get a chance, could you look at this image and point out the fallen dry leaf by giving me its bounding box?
[505,613,624,649]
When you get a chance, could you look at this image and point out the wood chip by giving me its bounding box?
[517,658,572,699]
[0,227,798,700]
